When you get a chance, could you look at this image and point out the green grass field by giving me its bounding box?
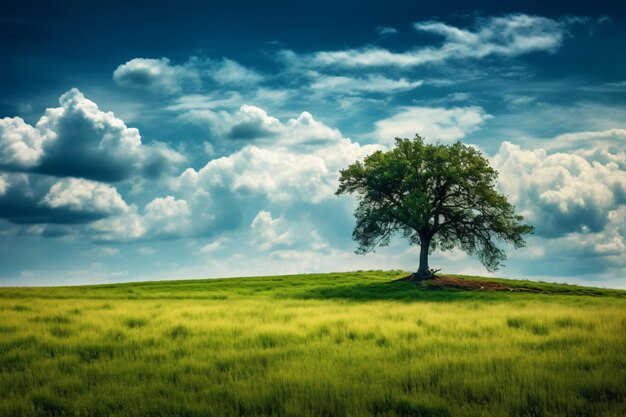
[1,271,625,417]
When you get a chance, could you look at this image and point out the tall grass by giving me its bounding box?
[0,270,624,416]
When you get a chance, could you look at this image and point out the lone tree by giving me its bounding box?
[336,135,533,279]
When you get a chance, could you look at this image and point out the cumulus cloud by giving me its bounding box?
[227,105,283,140]
[0,117,43,169]
[0,89,184,182]
[493,141,626,238]
[113,58,199,94]
[177,107,380,204]
[285,14,572,68]
[210,58,262,85]
[46,101,376,243]
[250,210,330,254]
[547,129,626,167]
[180,104,349,149]
[142,196,192,237]
[89,195,192,242]
[180,105,282,141]
[374,106,491,144]
[113,57,262,94]
[41,178,129,215]
[178,146,334,204]
[0,174,129,225]
[89,207,145,241]
[251,210,292,251]
[117,106,376,247]
[0,174,7,195]
[92,104,377,243]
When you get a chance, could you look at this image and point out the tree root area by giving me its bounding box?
[400,275,541,293]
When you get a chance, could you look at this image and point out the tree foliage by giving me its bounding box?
[336,135,534,278]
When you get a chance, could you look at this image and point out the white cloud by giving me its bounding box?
[0,173,121,225]
[142,196,192,237]
[180,104,350,150]
[210,58,262,85]
[179,105,280,140]
[0,116,44,169]
[550,128,626,155]
[179,146,334,203]
[113,56,262,94]
[543,129,626,170]
[199,237,230,254]
[226,105,283,140]
[249,210,330,254]
[493,141,626,240]
[91,195,192,241]
[177,107,381,204]
[113,58,198,95]
[288,14,570,68]
[282,111,346,149]
[90,206,146,241]
[0,175,7,195]
[89,195,192,242]
[0,89,184,182]
[88,104,376,243]
[251,210,292,251]
[311,74,423,94]
[41,178,130,215]
[552,128,626,144]
[374,106,491,144]
[166,89,290,117]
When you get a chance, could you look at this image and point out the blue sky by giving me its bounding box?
[1,1,625,288]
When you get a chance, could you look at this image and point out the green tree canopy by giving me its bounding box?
[336,135,534,279]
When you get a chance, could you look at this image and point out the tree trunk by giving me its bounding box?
[415,236,431,279]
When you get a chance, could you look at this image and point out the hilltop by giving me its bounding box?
[1,270,623,300]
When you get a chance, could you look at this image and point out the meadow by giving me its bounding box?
[0,270,625,417]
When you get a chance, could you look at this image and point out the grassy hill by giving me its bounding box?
[1,271,625,416]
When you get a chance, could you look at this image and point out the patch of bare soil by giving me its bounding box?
[401,275,542,293]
